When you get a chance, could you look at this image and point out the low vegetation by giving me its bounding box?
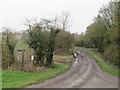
[2,62,69,88]
[87,50,120,77]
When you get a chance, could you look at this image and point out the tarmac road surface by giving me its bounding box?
[27,49,118,88]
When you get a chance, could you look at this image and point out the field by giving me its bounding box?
[2,62,69,88]
[15,38,28,50]
[87,50,120,77]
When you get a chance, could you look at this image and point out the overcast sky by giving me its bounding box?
[0,0,110,34]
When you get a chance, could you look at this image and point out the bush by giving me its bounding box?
[103,44,118,66]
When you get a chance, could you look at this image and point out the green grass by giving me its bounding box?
[2,62,69,88]
[53,54,73,60]
[0,70,2,89]
[87,50,120,77]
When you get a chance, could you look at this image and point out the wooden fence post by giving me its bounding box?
[22,49,24,69]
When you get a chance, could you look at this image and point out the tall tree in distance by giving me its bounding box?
[61,11,71,30]
[74,2,119,66]
[55,11,74,50]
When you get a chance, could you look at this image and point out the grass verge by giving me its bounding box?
[2,62,69,88]
[0,70,2,89]
[87,50,120,77]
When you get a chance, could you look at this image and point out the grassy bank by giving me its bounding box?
[2,62,69,88]
[87,50,119,77]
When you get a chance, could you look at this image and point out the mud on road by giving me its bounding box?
[27,49,118,88]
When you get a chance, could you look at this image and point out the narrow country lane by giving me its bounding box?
[26,49,118,88]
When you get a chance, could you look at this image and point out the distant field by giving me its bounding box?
[15,38,28,50]
[2,62,69,88]
[88,50,119,77]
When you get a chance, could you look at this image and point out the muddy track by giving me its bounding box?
[27,49,118,88]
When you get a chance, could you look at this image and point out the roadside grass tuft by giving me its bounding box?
[87,50,120,77]
[2,62,69,88]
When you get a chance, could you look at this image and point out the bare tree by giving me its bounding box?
[61,11,71,30]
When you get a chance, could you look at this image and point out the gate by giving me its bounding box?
[14,49,34,70]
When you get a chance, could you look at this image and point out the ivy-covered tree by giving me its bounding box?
[26,19,48,66]
[26,18,60,66]
[46,27,60,66]
[2,28,17,68]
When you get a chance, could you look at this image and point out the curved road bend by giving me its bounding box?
[27,49,118,88]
